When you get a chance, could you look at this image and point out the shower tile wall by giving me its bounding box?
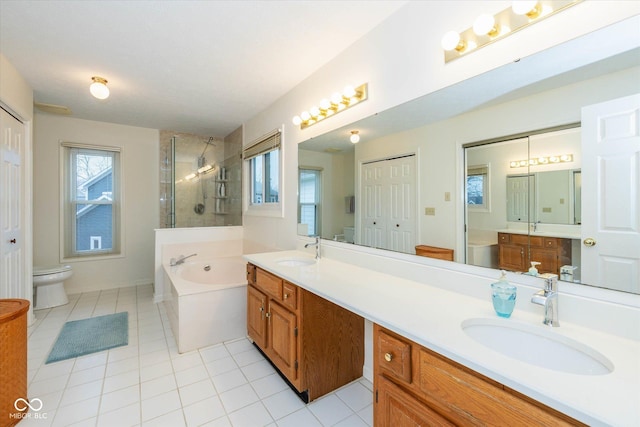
[159,129,242,228]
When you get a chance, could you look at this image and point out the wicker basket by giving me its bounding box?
[0,299,29,427]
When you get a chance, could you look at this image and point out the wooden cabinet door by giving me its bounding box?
[499,243,526,272]
[529,247,558,275]
[247,285,267,349]
[267,301,298,382]
[375,375,454,427]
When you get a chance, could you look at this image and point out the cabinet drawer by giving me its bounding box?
[256,268,283,300]
[377,329,412,383]
[528,236,544,247]
[282,281,298,311]
[498,233,510,243]
[510,233,529,245]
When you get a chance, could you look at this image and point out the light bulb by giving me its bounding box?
[473,13,498,36]
[90,76,109,99]
[343,85,356,99]
[292,115,302,126]
[185,173,197,181]
[310,106,321,118]
[512,1,540,18]
[350,131,360,144]
[330,92,343,105]
[319,99,331,110]
[441,31,464,51]
[300,111,311,122]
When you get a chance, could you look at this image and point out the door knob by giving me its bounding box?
[10,239,16,244]
[583,238,596,247]
[384,353,393,362]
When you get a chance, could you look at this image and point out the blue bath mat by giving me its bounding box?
[46,312,128,364]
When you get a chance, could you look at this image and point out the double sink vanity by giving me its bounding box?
[244,247,639,426]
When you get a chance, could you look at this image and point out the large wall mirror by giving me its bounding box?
[296,23,639,295]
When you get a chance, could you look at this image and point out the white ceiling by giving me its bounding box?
[0,1,407,137]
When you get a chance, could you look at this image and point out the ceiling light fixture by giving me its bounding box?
[350,130,360,144]
[441,0,581,63]
[90,76,110,99]
[292,83,368,130]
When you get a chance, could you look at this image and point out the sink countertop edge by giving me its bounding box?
[243,250,640,426]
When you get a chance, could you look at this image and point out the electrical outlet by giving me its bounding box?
[444,192,451,201]
[425,207,436,216]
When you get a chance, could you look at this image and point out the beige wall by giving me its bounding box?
[33,114,159,294]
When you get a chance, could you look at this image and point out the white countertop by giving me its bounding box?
[244,250,640,426]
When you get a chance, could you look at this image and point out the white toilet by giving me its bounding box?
[33,265,72,310]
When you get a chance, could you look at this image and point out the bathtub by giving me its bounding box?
[163,256,247,353]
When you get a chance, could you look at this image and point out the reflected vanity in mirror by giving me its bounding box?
[296,27,639,294]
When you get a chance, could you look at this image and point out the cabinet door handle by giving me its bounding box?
[10,239,16,244]
[284,293,289,300]
[384,353,393,362]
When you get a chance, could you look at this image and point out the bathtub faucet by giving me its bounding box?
[170,253,197,266]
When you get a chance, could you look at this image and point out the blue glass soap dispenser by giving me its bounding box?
[491,270,517,318]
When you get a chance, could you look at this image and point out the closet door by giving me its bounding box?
[361,162,387,249]
[0,108,25,299]
[387,156,416,253]
[360,155,416,254]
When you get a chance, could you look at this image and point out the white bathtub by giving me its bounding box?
[163,256,247,353]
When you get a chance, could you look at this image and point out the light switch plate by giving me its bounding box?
[425,207,436,215]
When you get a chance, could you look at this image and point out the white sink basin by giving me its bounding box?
[461,318,614,375]
[276,257,316,267]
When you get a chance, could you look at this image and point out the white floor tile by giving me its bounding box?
[66,364,106,388]
[99,384,140,414]
[172,352,204,372]
[141,409,186,427]
[141,389,182,421]
[51,396,100,427]
[334,413,369,427]
[308,394,354,426]
[96,402,140,427]
[179,379,217,407]
[212,368,248,394]
[175,364,209,388]
[219,383,259,413]
[249,373,289,399]
[199,344,231,363]
[106,354,139,377]
[240,359,276,382]
[224,338,254,355]
[59,378,104,408]
[140,360,173,382]
[141,374,177,400]
[357,404,373,425]
[335,381,373,412]
[183,396,225,427]
[232,348,264,367]
[227,401,273,427]
[261,389,305,420]
[102,369,140,394]
[205,356,238,376]
[275,407,323,427]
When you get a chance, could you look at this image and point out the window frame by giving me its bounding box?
[60,142,123,261]
[466,164,491,212]
[298,167,322,236]
[243,129,284,218]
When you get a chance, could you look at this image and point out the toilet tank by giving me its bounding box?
[343,227,355,244]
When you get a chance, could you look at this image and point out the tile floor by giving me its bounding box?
[23,284,374,427]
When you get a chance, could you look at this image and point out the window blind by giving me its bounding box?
[467,165,488,176]
[243,130,281,160]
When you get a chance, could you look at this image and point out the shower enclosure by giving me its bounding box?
[160,129,242,228]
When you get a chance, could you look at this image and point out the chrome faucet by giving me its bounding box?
[304,236,321,259]
[170,253,197,266]
[531,275,559,327]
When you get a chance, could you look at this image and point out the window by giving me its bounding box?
[244,130,282,215]
[298,168,321,236]
[467,164,490,211]
[62,143,120,258]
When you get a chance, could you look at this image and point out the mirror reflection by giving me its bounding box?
[297,40,639,294]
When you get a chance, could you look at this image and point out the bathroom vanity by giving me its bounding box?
[246,263,364,402]
[243,249,639,426]
[498,232,572,276]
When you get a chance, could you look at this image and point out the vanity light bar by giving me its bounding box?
[441,1,582,63]
[510,154,573,168]
[292,83,368,130]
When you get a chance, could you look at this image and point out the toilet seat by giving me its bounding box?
[34,265,72,276]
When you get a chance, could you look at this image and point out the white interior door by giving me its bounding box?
[581,93,640,292]
[361,162,386,248]
[0,108,25,299]
[387,156,416,253]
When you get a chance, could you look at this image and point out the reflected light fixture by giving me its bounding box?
[292,83,368,129]
[510,153,573,168]
[350,130,360,144]
[90,76,110,99]
[441,0,582,63]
